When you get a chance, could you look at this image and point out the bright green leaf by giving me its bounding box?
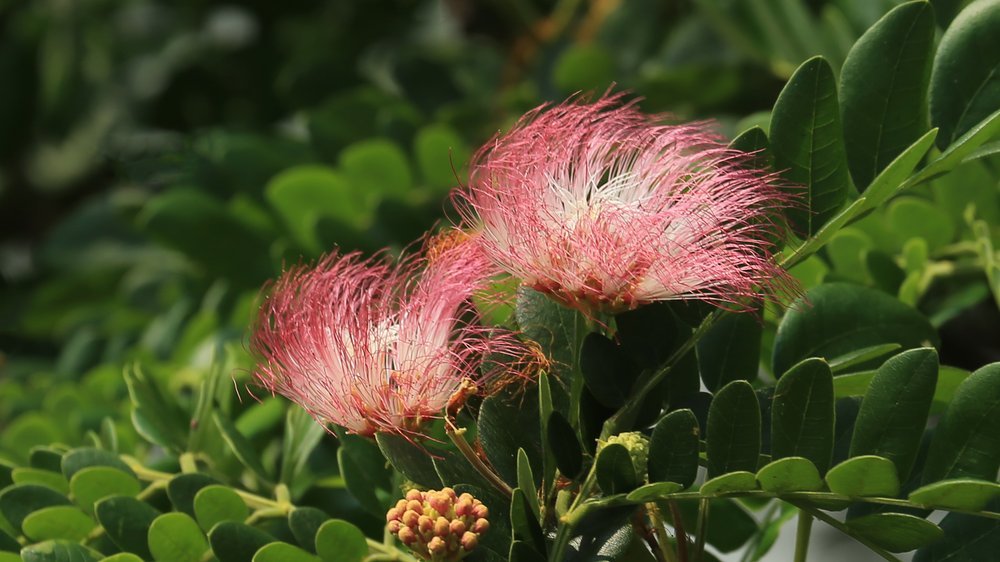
[253,542,319,562]
[700,472,759,495]
[148,512,208,562]
[846,513,943,553]
[193,485,249,532]
[315,519,368,562]
[825,456,900,497]
[756,457,824,493]
[21,506,93,541]
[909,478,1000,511]
[69,467,141,516]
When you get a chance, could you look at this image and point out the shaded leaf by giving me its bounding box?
[771,358,835,473]
[648,409,700,488]
[706,381,761,477]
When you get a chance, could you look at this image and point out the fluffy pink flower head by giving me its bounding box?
[250,233,534,438]
[457,94,793,313]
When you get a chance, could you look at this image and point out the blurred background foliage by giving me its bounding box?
[0,0,996,513]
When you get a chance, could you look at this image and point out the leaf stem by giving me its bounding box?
[790,502,901,562]
[646,502,680,562]
[366,538,420,562]
[445,420,514,497]
[693,498,710,562]
[568,311,591,431]
[793,510,813,562]
[668,500,689,562]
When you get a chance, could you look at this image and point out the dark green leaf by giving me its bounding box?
[11,469,68,495]
[315,519,367,562]
[148,512,208,562]
[0,484,71,533]
[209,522,274,562]
[19,541,101,562]
[337,436,392,517]
[287,508,329,555]
[625,482,684,502]
[930,0,1000,147]
[826,455,901,498]
[596,443,639,495]
[771,358,835,473]
[61,448,134,481]
[840,0,936,189]
[696,312,763,392]
[194,485,249,532]
[95,496,160,558]
[770,56,849,234]
[846,513,943,552]
[914,501,1000,561]
[548,412,583,480]
[28,449,63,473]
[581,333,640,408]
[375,434,442,489]
[516,449,540,521]
[755,457,823,493]
[729,126,773,171]
[567,506,638,561]
[22,506,93,541]
[648,409,700,488]
[850,348,938,482]
[676,498,758,553]
[167,474,220,517]
[213,412,270,483]
[509,540,546,562]
[280,407,325,490]
[828,344,902,374]
[514,287,581,374]
[773,283,938,376]
[478,388,542,487]
[922,362,1000,482]
[124,366,188,452]
[707,381,761,477]
[510,488,545,554]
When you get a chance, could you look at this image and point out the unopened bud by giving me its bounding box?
[461,531,478,551]
[388,488,490,561]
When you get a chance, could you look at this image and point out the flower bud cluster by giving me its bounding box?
[386,488,489,561]
[602,431,650,479]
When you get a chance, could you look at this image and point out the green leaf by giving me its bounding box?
[514,287,581,374]
[930,0,1000,148]
[287,508,329,555]
[845,513,943,552]
[193,485,249,532]
[148,512,208,562]
[339,139,412,200]
[280,407,325,491]
[336,435,392,517]
[414,124,469,192]
[771,358,835,473]
[916,108,1000,183]
[676,498,758,553]
[22,506,93,541]
[700,472,758,495]
[922,362,1000,482]
[509,540,546,562]
[770,56,849,234]
[828,344,902,374]
[909,478,1000,511]
[208,522,274,562]
[581,333,640,408]
[729,126,773,171]
[95,496,160,558]
[596,443,639,495]
[253,542,320,562]
[99,555,143,562]
[69,467,141,516]
[886,197,957,251]
[855,128,938,213]
[707,381,761,477]
[547,412,583,480]
[840,0,936,189]
[478,388,543,487]
[773,283,938,376]
[11,469,68,495]
[696,312,763,392]
[914,506,1000,561]
[516,450,540,521]
[28,449,63,473]
[60,448,134,482]
[825,456,901,497]
[315,519,368,562]
[265,165,370,254]
[510,488,545,554]
[849,348,938,481]
[625,482,684,502]
[124,366,188,453]
[167,474,220,517]
[755,457,823,493]
[0,484,71,533]
[648,409,700,488]
[375,434,441,489]
[19,541,101,562]
[213,411,271,483]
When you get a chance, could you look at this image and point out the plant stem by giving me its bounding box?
[693,498,710,562]
[550,462,600,562]
[791,502,901,562]
[646,502,679,562]
[793,510,813,562]
[366,538,420,562]
[568,311,591,431]
[668,500,689,562]
[445,421,514,497]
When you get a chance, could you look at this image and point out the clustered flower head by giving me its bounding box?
[600,431,651,480]
[250,233,532,437]
[457,93,793,314]
[387,488,489,561]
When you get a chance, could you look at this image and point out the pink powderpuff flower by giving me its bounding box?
[250,233,536,438]
[456,94,795,314]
